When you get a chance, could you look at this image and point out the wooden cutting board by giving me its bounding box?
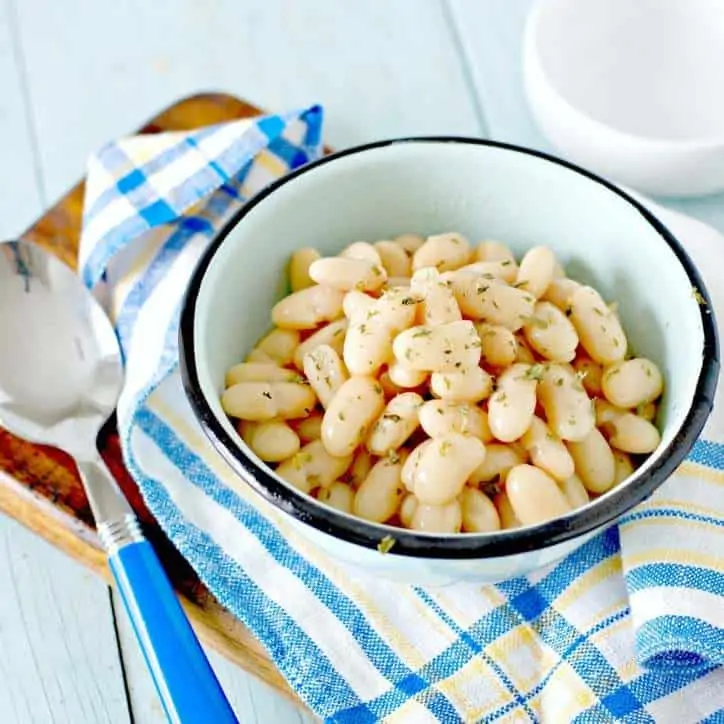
[0,93,302,707]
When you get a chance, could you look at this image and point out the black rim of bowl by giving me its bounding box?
[179,136,719,559]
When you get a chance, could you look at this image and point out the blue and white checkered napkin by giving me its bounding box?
[78,105,724,723]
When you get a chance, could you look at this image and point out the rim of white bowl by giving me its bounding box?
[179,136,719,559]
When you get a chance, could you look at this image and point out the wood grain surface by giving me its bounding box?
[0,92,300,705]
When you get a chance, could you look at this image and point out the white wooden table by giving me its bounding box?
[1,1,722,722]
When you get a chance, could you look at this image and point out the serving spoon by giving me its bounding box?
[0,240,237,724]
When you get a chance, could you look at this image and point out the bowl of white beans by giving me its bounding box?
[180,138,718,586]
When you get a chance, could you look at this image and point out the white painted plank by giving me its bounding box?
[14,0,482,202]
[449,0,724,232]
[112,588,316,724]
[0,514,130,724]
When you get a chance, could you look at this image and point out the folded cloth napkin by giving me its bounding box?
[78,106,724,723]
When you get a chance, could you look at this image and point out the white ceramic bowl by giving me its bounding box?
[180,138,717,586]
[523,0,724,197]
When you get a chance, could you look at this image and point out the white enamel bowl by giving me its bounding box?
[523,0,724,197]
[180,138,717,586]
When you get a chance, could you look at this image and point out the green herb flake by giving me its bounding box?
[373,383,384,395]
[372,265,383,277]
[262,391,273,399]
[501,260,512,267]
[377,535,396,554]
[387,450,401,465]
[439,440,453,456]
[412,328,433,338]
[525,364,546,381]
[292,452,313,470]
[401,296,422,306]
[555,377,564,387]
[338,411,346,421]
[384,413,403,423]
[692,287,707,305]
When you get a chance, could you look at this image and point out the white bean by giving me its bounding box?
[374,240,412,277]
[567,427,616,493]
[353,458,405,523]
[340,241,382,264]
[343,290,376,321]
[303,345,349,409]
[572,355,603,397]
[604,413,661,454]
[399,494,419,528]
[613,450,635,484]
[474,240,516,264]
[411,269,462,326]
[293,319,348,370]
[521,416,575,482]
[514,334,537,364]
[413,232,472,272]
[293,411,323,443]
[452,276,536,330]
[242,420,301,462]
[348,448,373,489]
[460,487,501,533]
[309,256,387,293]
[476,323,518,368]
[419,400,492,442]
[523,301,578,362]
[289,247,321,291]
[412,434,487,505]
[410,500,463,533]
[225,362,303,387]
[558,474,590,509]
[394,233,425,256]
[515,246,556,298]
[594,398,626,427]
[636,402,657,422]
[392,321,481,372]
[272,285,345,330]
[487,363,537,442]
[601,358,664,408]
[457,260,517,284]
[387,360,428,389]
[430,367,493,403]
[255,328,301,366]
[538,363,595,442]
[506,464,572,526]
[569,286,627,364]
[542,277,581,311]
[366,392,423,455]
[401,439,433,491]
[469,443,523,485]
[317,481,355,514]
[322,376,386,456]
[222,382,316,421]
[494,491,521,529]
[245,348,276,365]
[276,440,353,494]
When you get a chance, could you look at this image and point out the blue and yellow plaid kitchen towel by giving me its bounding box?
[78,104,724,723]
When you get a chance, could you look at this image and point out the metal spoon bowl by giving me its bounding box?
[0,240,236,724]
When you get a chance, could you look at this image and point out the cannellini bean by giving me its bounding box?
[379,370,404,398]
[303,345,349,409]
[246,348,276,364]
[413,232,472,272]
[401,439,433,491]
[636,402,657,422]
[309,257,387,293]
[594,398,626,427]
[276,440,353,494]
[353,458,406,522]
[572,355,602,397]
[387,360,428,388]
[523,301,578,362]
[343,290,376,321]
[340,241,382,264]
[538,363,595,442]
[558,474,590,509]
[243,420,301,462]
[419,400,492,442]
[366,392,423,455]
[412,434,486,505]
[430,367,493,403]
[289,247,321,291]
[395,233,425,256]
[569,286,627,364]
[386,277,411,290]
[317,482,355,513]
[474,240,516,264]
[322,376,386,457]
[476,323,517,368]
[222,382,316,421]
[604,413,661,454]
[514,334,537,364]
[452,276,536,330]
[494,491,521,529]
[469,443,523,484]
[348,448,373,489]
[601,358,664,408]
[294,410,323,443]
[399,494,419,528]
[515,246,556,298]
[542,277,581,311]
[613,450,635,484]
[293,319,347,370]
[567,428,616,493]
[374,240,412,277]
[411,270,462,326]
[225,362,303,387]
[506,464,572,526]
[487,363,537,442]
[392,321,481,372]
[256,328,301,366]
[457,260,518,284]
[410,500,463,533]
[552,262,566,278]
[272,285,345,330]
[460,487,501,533]
[521,416,575,482]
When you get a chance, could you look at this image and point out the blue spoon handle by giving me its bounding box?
[107,533,238,724]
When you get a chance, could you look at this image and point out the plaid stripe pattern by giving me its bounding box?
[78,107,724,723]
